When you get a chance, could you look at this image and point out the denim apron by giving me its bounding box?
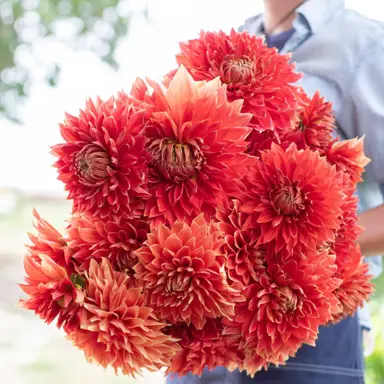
[166,316,364,384]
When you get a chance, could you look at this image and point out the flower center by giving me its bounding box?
[165,271,192,295]
[148,138,206,183]
[75,144,110,184]
[277,286,298,313]
[272,184,306,216]
[298,119,306,131]
[220,55,255,84]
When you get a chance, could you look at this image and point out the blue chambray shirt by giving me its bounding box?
[240,0,384,330]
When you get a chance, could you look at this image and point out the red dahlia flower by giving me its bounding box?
[216,199,265,286]
[19,253,84,331]
[134,214,243,330]
[282,91,335,151]
[246,129,277,157]
[135,66,253,225]
[68,259,180,376]
[51,96,150,219]
[326,137,370,184]
[241,143,345,251]
[231,249,341,365]
[331,244,374,323]
[168,29,302,132]
[167,319,243,377]
[67,213,149,281]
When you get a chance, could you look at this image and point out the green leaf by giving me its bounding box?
[70,274,86,289]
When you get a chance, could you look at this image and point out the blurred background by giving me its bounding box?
[0,0,383,383]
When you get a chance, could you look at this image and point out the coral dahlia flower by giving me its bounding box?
[326,137,370,184]
[333,183,362,264]
[331,244,374,323]
[26,209,72,269]
[241,143,345,251]
[137,66,253,225]
[166,319,243,377]
[19,253,84,331]
[216,199,265,286]
[282,91,335,151]
[232,249,341,364]
[134,214,243,330]
[68,259,180,376]
[67,213,149,280]
[168,29,302,132]
[51,96,150,219]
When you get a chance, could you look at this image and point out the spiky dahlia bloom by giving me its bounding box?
[282,91,335,151]
[167,29,302,132]
[135,66,253,225]
[216,199,265,286]
[51,97,150,218]
[167,320,243,377]
[241,143,345,251]
[67,213,148,279]
[135,215,242,330]
[331,244,374,323]
[326,137,370,184]
[246,129,277,157]
[27,209,72,269]
[229,249,341,365]
[67,259,180,376]
[19,253,84,331]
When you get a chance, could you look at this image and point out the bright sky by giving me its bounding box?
[0,0,383,196]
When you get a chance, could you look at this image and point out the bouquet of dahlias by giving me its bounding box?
[19,29,374,378]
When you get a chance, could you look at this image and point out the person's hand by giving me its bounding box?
[357,203,384,257]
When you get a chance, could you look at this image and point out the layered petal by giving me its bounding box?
[67,212,149,283]
[166,319,244,377]
[227,248,341,366]
[134,214,243,329]
[135,66,253,225]
[19,253,84,332]
[216,199,265,286]
[51,96,150,218]
[167,30,302,134]
[326,137,370,184]
[240,143,345,251]
[67,259,180,376]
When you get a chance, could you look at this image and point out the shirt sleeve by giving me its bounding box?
[339,29,384,184]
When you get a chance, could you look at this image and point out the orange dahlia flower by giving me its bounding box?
[68,259,180,376]
[167,29,302,132]
[232,248,341,365]
[326,137,370,184]
[51,97,150,218]
[166,319,243,377]
[134,66,253,225]
[67,213,149,280]
[134,215,243,330]
[19,253,84,330]
[241,143,345,251]
[216,199,265,286]
[282,91,335,151]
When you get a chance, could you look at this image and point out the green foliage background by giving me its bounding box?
[0,0,146,122]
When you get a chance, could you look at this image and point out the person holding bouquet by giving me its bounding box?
[18,1,384,383]
[168,0,384,383]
